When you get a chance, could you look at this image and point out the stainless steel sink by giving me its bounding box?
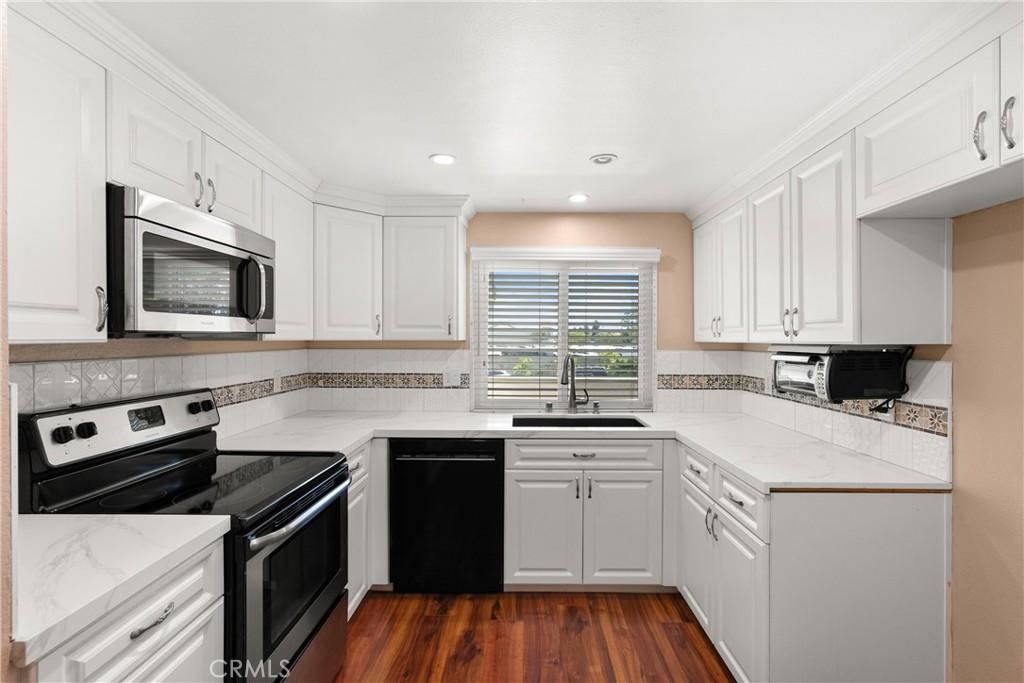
[511,415,650,428]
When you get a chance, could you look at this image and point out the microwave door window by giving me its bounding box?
[142,232,245,318]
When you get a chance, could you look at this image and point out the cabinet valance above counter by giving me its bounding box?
[217,410,951,493]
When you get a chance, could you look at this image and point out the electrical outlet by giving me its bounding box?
[273,370,282,393]
[443,368,461,388]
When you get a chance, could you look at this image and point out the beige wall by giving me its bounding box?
[947,199,1023,682]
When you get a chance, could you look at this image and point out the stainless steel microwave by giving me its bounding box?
[106,184,275,338]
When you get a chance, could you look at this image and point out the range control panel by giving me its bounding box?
[31,390,220,468]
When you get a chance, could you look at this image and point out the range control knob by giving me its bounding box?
[51,426,75,445]
[187,401,203,415]
[200,400,215,413]
[76,422,98,439]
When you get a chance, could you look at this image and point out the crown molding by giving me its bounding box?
[686,1,1013,224]
[471,246,662,263]
[40,1,322,193]
[315,183,476,220]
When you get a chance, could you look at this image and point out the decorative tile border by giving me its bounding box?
[657,373,948,437]
[211,372,473,408]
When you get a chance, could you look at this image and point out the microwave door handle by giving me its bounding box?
[249,478,351,553]
[244,256,266,324]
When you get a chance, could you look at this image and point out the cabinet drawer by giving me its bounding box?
[714,469,770,542]
[505,440,663,470]
[50,540,223,683]
[681,445,713,495]
[347,441,369,484]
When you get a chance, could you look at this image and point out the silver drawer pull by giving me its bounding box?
[350,462,362,472]
[572,452,597,459]
[704,506,713,535]
[575,476,580,500]
[711,512,719,541]
[687,464,703,477]
[130,602,174,640]
[726,491,746,507]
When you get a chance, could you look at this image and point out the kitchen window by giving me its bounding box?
[471,248,659,411]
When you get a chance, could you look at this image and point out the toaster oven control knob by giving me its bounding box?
[187,401,203,415]
[52,426,75,445]
[200,400,215,413]
[75,422,98,439]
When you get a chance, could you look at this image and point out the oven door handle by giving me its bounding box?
[248,478,350,553]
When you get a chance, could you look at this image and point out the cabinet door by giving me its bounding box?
[314,205,383,340]
[713,509,769,683]
[717,201,748,342]
[583,471,662,585]
[263,175,314,339]
[347,476,369,619]
[9,14,107,343]
[748,174,791,343]
[504,470,583,584]
[678,476,715,630]
[109,75,202,208]
[1000,24,1023,166]
[123,600,224,683]
[692,222,717,342]
[856,41,999,215]
[383,216,461,340]
[203,136,262,231]
[790,134,857,343]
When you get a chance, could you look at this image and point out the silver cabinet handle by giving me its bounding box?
[95,286,108,332]
[687,463,703,477]
[704,506,713,535]
[1001,96,1016,149]
[575,476,580,500]
[726,491,745,507]
[710,317,716,337]
[782,308,791,338]
[973,111,988,161]
[588,475,593,499]
[790,306,799,338]
[194,172,204,208]
[130,602,174,640]
[572,452,597,459]
[448,314,453,336]
[250,479,350,552]
[350,462,362,472]
[375,314,382,335]
[711,512,719,541]
[206,178,217,212]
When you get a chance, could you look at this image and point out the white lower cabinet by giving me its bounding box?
[122,600,224,683]
[347,471,370,619]
[504,468,662,586]
[677,475,714,629]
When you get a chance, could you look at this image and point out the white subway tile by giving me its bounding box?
[741,392,768,422]
[309,388,332,410]
[655,389,681,413]
[332,389,356,412]
[703,390,740,413]
[679,351,704,375]
[226,353,247,385]
[444,389,471,412]
[793,403,833,442]
[905,360,952,408]
[155,356,183,392]
[309,350,331,373]
[352,350,380,374]
[656,351,681,375]
[333,350,355,373]
[10,365,34,413]
[832,412,882,459]
[912,431,952,481]
[765,398,796,431]
[122,359,156,398]
[678,392,704,413]
[879,423,913,469]
[244,353,263,382]
[181,355,207,390]
[216,404,245,438]
[206,354,228,388]
[704,351,740,375]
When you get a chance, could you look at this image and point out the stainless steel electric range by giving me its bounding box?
[18,389,350,683]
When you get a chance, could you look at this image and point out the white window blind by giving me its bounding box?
[471,249,658,411]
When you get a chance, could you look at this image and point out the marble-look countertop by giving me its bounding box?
[12,514,231,667]
[220,411,951,494]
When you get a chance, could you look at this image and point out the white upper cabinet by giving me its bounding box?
[582,471,662,585]
[9,13,108,343]
[203,137,262,230]
[109,75,203,209]
[383,216,466,341]
[263,175,314,339]
[1000,24,1023,166]
[694,201,748,342]
[856,41,1000,216]
[314,205,383,340]
[110,78,262,232]
[748,174,790,343]
[789,134,856,343]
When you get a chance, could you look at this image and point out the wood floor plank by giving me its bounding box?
[337,592,734,683]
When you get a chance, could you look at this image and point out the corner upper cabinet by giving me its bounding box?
[109,78,262,232]
[999,24,1023,166]
[383,216,467,341]
[8,13,107,343]
[747,173,790,343]
[856,40,1000,216]
[314,205,383,340]
[694,202,747,342]
[263,175,314,339]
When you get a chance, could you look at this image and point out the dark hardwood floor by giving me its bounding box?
[337,592,734,683]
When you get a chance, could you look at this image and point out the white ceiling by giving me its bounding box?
[99,1,965,213]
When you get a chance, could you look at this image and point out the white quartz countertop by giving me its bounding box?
[12,514,231,667]
[220,411,951,494]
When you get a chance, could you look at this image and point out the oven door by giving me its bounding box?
[243,478,349,683]
[124,219,275,336]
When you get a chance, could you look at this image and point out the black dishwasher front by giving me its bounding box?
[389,438,504,593]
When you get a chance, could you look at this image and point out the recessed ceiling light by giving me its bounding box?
[568,194,589,203]
[590,153,618,165]
[429,153,457,165]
